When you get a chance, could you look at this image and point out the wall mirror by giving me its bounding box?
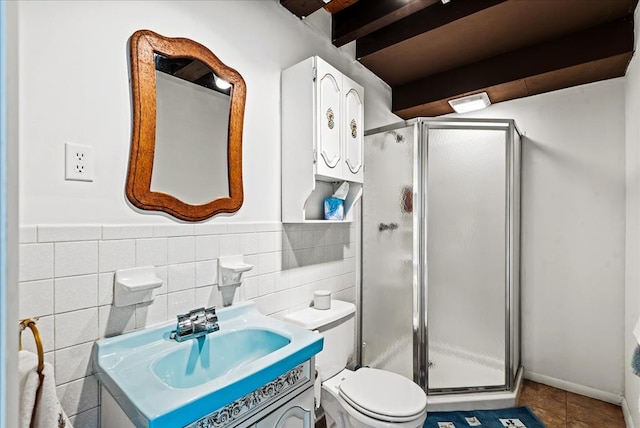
[126,30,246,221]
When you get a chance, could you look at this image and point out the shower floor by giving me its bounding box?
[372,340,504,389]
[428,347,504,389]
[369,340,520,411]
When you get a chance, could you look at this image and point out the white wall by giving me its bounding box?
[625,4,640,426]
[16,0,631,418]
[455,79,626,398]
[17,0,396,225]
[3,1,19,426]
[14,2,399,426]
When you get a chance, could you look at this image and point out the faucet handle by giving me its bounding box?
[188,307,206,319]
[204,307,219,332]
[176,313,193,335]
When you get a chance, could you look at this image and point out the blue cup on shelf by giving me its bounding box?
[324,197,344,220]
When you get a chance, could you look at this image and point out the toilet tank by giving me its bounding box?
[284,300,356,381]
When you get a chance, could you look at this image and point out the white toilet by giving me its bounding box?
[285,300,427,428]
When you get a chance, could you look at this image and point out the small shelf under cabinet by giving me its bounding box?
[284,178,362,223]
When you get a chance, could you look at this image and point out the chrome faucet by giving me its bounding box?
[170,307,219,342]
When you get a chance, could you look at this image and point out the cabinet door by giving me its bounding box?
[342,76,364,183]
[274,406,312,428]
[316,60,342,178]
[256,406,311,428]
[255,387,314,428]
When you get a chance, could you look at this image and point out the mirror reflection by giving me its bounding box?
[152,55,231,205]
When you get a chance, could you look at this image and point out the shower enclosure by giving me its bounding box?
[360,118,521,409]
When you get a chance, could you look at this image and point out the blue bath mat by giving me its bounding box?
[424,406,545,427]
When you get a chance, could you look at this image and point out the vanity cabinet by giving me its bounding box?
[282,56,364,223]
[101,360,316,428]
[254,387,314,428]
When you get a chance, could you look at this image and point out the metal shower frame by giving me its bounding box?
[359,117,522,396]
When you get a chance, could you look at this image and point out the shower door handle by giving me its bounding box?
[378,223,399,231]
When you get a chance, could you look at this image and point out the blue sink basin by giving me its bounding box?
[152,328,291,389]
[93,301,323,428]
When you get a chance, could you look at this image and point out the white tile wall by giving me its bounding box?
[196,235,220,261]
[153,224,193,237]
[39,225,102,242]
[17,221,357,426]
[168,263,196,292]
[54,275,98,313]
[135,294,168,329]
[57,375,99,418]
[55,308,99,349]
[195,260,218,287]
[55,342,94,384]
[18,279,54,319]
[19,243,54,281]
[135,238,167,267]
[69,406,100,428]
[102,224,153,240]
[54,241,98,277]
[98,240,135,272]
[168,236,195,264]
[19,225,37,244]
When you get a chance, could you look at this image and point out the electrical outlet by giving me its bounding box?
[65,143,94,182]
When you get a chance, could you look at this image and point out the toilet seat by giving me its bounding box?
[338,368,427,423]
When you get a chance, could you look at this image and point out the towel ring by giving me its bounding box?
[19,318,44,375]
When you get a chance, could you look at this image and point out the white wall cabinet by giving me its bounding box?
[342,75,364,183]
[282,56,364,223]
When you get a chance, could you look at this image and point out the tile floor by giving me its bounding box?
[517,380,625,427]
[315,380,626,427]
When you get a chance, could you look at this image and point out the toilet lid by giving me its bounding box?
[338,368,427,422]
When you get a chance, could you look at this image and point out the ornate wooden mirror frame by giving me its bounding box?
[126,30,246,221]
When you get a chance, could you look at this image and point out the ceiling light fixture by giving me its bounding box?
[448,92,491,113]
[214,76,231,90]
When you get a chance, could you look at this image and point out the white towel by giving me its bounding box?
[19,350,72,428]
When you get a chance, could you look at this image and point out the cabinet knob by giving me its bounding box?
[326,108,335,129]
[351,119,358,138]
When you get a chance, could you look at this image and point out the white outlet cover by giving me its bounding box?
[65,143,94,182]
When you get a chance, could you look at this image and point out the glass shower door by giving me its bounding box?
[426,126,508,392]
[361,123,417,381]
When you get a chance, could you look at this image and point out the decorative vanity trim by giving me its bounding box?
[184,364,308,428]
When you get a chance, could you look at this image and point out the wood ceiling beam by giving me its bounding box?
[280,0,328,18]
[173,60,211,82]
[332,0,439,47]
[356,0,508,59]
[325,0,359,14]
[392,16,634,114]
[280,0,359,19]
